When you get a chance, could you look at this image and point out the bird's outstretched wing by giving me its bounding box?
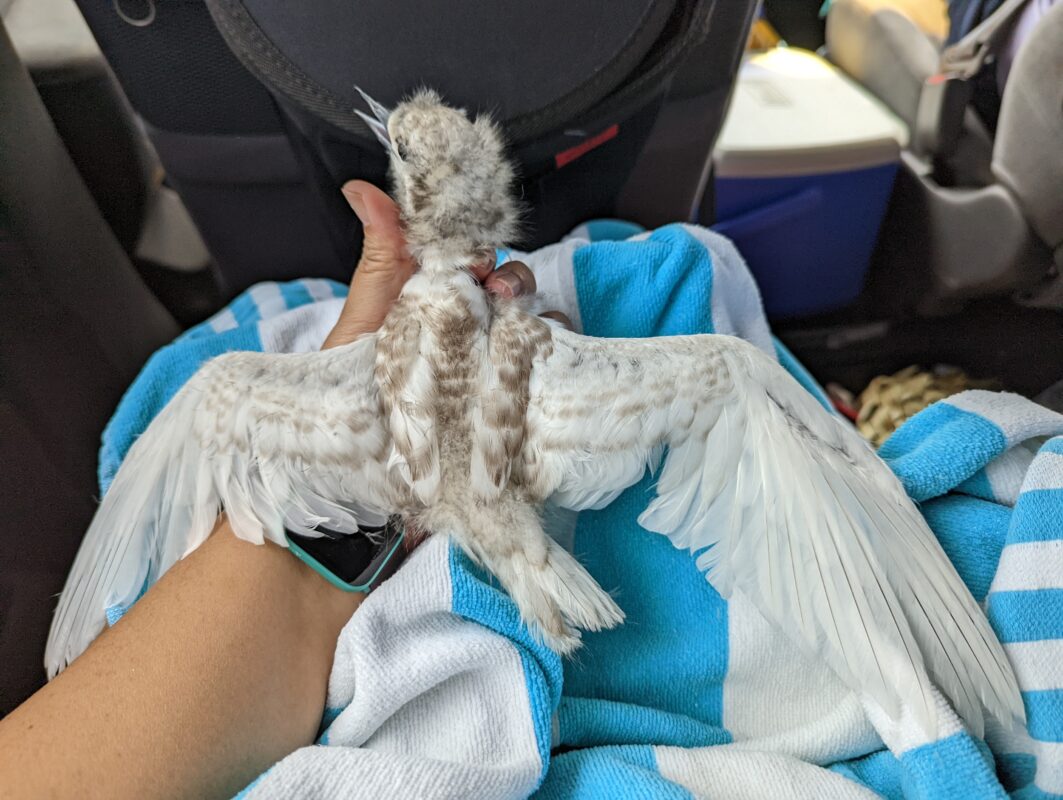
[524,327,1024,736]
[46,337,398,678]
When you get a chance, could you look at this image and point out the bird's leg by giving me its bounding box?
[450,500,624,654]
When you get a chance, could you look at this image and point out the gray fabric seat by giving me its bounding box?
[826,0,1063,311]
[826,1,944,129]
[69,0,758,294]
[992,1,1063,272]
[0,19,178,714]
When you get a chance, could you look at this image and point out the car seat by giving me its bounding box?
[2,0,218,325]
[0,19,179,714]
[826,0,1063,312]
[72,0,758,294]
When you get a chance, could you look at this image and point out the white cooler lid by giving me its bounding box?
[714,48,910,179]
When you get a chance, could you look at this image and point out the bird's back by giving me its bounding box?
[373,269,552,510]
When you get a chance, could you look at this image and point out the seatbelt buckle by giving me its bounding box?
[914,72,974,160]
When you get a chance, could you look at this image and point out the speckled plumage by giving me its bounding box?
[45,91,1024,742]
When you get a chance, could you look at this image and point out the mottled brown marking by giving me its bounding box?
[613,402,648,418]
[343,413,372,435]
[409,176,430,216]
[471,304,555,491]
[376,296,422,407]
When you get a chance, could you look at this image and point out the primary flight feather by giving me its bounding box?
[46,88,1023,739]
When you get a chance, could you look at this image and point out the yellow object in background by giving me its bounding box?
[748,18,783,50]
[857,365,998,447]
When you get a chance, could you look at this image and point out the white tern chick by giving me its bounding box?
[46,89,1024,740]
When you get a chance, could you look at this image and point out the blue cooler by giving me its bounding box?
[711,48,909,318]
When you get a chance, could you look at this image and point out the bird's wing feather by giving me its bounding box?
[524,327,1023,735]
[45,337,397,677]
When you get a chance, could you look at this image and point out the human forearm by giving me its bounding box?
[0,519,360,799]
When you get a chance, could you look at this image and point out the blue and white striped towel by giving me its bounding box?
[97,222,1063,799]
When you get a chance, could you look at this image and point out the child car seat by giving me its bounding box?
[74,0,759,294]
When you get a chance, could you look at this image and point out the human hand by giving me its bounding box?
[322,181,565,349]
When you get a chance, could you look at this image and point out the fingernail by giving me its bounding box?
[346,189,369,227]
[493,272,522,298]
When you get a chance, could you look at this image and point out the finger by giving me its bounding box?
[539,310,574,330]
[341,179,399,232]
[468,251,498,282]
[323,181,415,348]
[341,180,411,276]
[485,260,536,298]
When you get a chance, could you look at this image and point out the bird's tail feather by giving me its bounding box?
[452,504,624,656]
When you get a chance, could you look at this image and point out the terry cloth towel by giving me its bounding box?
[96,222,1063,799]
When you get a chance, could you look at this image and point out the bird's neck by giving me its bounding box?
[418,256,478,274]
[400,266,491,321]
[403,217,496,276]
[417,250,488,276]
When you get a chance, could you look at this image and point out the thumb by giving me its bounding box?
[322,181,414,348]
[341,180,412,275]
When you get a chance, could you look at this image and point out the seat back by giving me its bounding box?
[0,19,178,713]
[4,0,158,253]
[826,0,945,127]
[992,0,1063,262]
[74,0,339,294]
[75,0,758,293]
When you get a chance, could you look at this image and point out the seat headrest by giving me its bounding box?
[826,0,942,128]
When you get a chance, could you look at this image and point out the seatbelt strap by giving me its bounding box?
[914,0,1032,158]
[940,0,1033,79]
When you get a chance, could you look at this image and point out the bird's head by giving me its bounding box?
[355,87,519,272]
